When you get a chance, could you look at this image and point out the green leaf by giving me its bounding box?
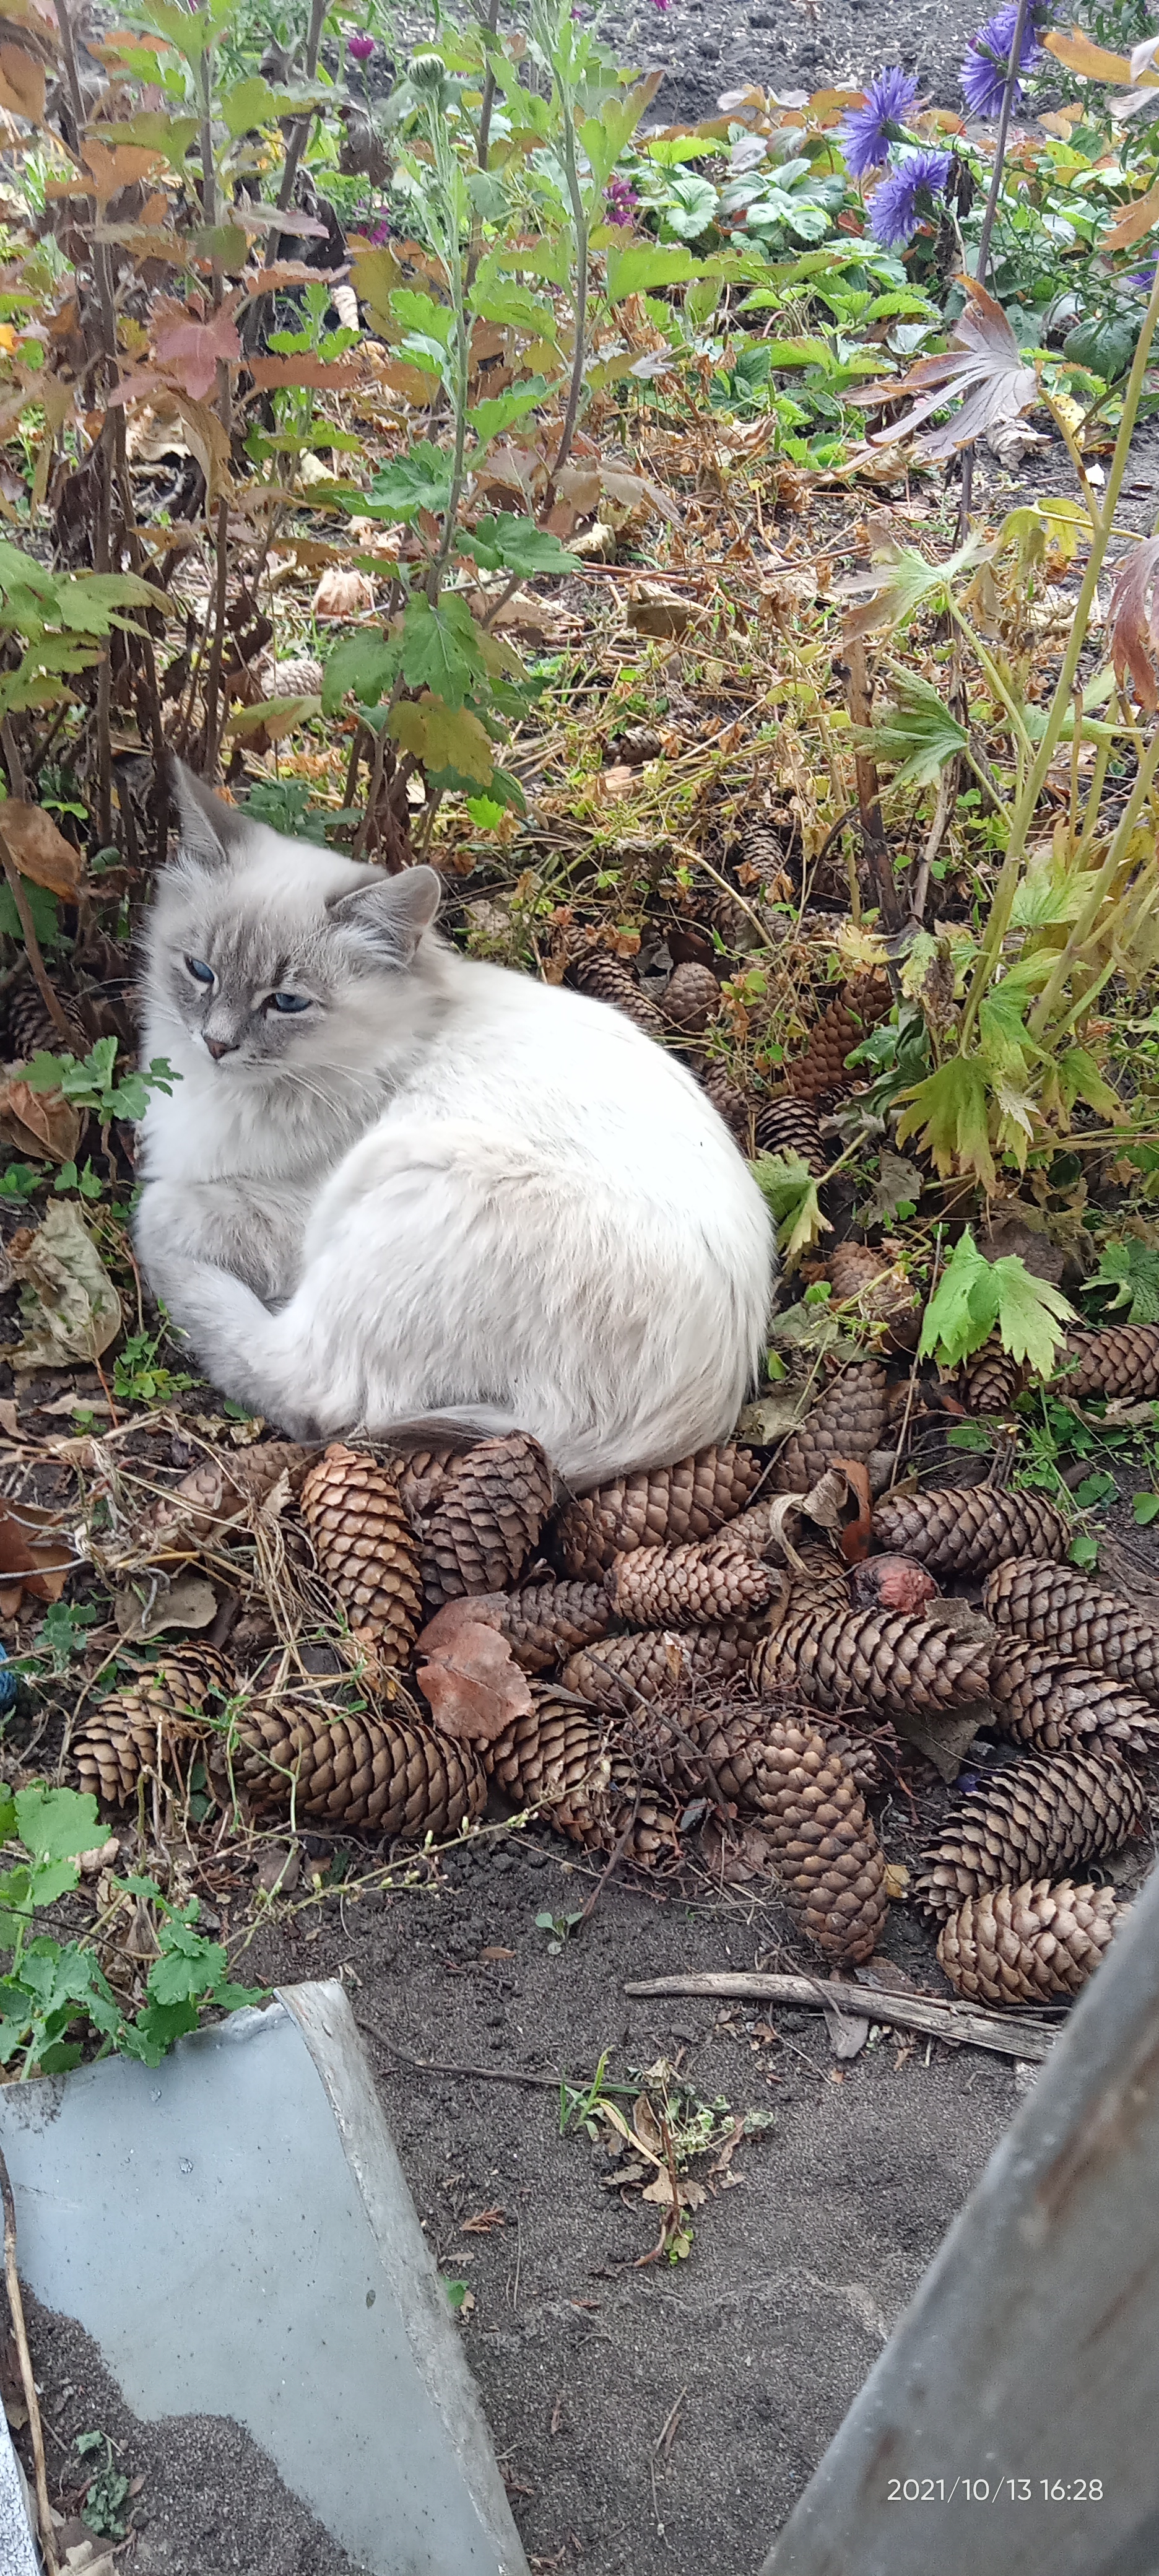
[13,1783,100,1866]
[1090,1238,1159,1325]
[896,1058,996,1191]
[389,694,494,785]
[400,594,485,708]
[1070,1530,1100,1568]
[991,1259,1075,1376]
[749,1153,830,1266]
[606,243,698,301]
[321,633,401,717]
[1133,1492,1159,1525]
[457,515,580,577]
[919,1228,1074,1376]
[466,379,550,445]
[850,672,967,789]
[361,445,454,524]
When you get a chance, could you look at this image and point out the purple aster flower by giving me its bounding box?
[868,145,952,248]
[606,175,639,228]
[961,4,1045,117]
[840,67,919,179]
[347,32,376,61]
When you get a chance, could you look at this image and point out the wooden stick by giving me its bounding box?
[623,1972,1056,2063]
[0,2141,60,2576]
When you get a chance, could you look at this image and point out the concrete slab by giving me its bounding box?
[0,2408,39,2576]
[0,1982,528,2576]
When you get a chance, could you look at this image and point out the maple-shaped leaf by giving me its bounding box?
[750,1153,831,1266]
[864,281,1039,462]
[153,306,240,401]
[1090,1237,1159,1325]
[849,672,966,788]
[1107,534,1159,711]
[919,1227,1074,1376]
[390,694,494,787]
[400,593,485,709]
[896,1056,996,1191]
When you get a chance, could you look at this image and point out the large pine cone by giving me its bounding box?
[989,1642,1159,1761]
[664,961,721,1033]
[610,1539,776,1629]
[983,1558,1159,1705]
[698,1060,753,1151]
[233,1699,485,1838]
[560,1622,757,1712]
[1,972,87,1065]
[872,1485,1067,1576]
[549,1443,762,1577]
[937,1879,1122,2006]
[736,822,788,890]
[753,1095,824,1175]
[485,1689,679,1863]
[787,975,891,1101]
[422,1433,554,1610]
[1058,1325,1159,1403]
[477,1577,613,1673]
[74,1647,236,1804]
[914,1749,1145,1920]
[390,1445,474,1522]
[775,1362,888,1494]
[567,949,664,1040]
[300,1445,422,1680]
[752,1602,991,1718]
[729,1716,887,1962]
[962,1338,1023,1416]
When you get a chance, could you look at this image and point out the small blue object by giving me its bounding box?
[0,1646,15,1717]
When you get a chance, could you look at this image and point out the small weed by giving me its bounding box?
[113,1322,196,1407]
[35,1600,100,1674]
[75,2430,129,2539]
[0,1161,41,1202]
[536,1906,582,1954]
[25,1037,178,1126]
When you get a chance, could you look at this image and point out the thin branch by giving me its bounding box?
[0,816,73,1038]
[623,1972,1056,2063]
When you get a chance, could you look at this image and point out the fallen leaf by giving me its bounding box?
[601,762,638,799]
[0,1492,74,1604]
[0,40,45,123]
[883,1862,910,1899]
[626,580,703,638]
[894,1698,986,1782]
[415,1609,534,1746]
[0,1399,17,1437]
[0,1073,82,1164]
[250,354,365,392]
[0,800,83,895]
[821,1998,870,2058]
[803,1460,873,1563]
[312,565,375,619]
[862,279,1038,462]
[113,1572,218,1642]
[4,1201,122,1368]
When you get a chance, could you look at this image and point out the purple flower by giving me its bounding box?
[868,145,952,247]
[606,175,638,228]
[961,4,1045,117]
[652,0,672,13]
[347,32,376,61]
[840,67,919,178]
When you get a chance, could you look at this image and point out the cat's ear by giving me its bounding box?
[326,864,441,967]
[170,757,252,871]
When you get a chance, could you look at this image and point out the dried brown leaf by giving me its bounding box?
[1107,534,1159,711]
[415,1609,534,1746]
[0,1074,82,1163]
[0,799,82,895]
[0,1493,73,1605]
[864,281,1039,462]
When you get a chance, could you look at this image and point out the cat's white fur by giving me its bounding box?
[134,765,774,1487]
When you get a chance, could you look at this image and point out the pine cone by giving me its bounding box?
[871,1484,1067,1576]
[937,1879,1122,2007]
[568,949,664,1040]
[421,1433,554,1610]
[826,1243,920,1346]
[233,1699,485,1838]
[788,975,891,1100]
[664,961,721,1033]
[736,824,788,890]
[914,1750,1145,1920]
[775,1362,888,1494]
[1,973,86,1066]
[990,1642,1159,1761]
[549,1443,762,1577]
[779,1543,851,1621]
[300,1445,422,1679]
[486,1688,679,1863]
[74,1647,237,1805]
[698,1059,753,1150]
[1058,1326,1159,1403]
[610,1539,777,1628]
[962,1338,1023,1415]
[484,1577,614,1673]
[983,1558,1159,1704]
[714,1715,887,1960]
[753,1095,824,1175]
[560,1621,757,1712]
[752,1602,991,1718]
[390,1445,474,1523]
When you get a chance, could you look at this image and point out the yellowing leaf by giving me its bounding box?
[224,694,321,740]
[5,1201,122,1370]
[0,40,45,122]
[389,694,493,785]
[896,1057,996,1191]
[1103,180,1159,251]
[1043,28,1135,82]
[0,800,82,895]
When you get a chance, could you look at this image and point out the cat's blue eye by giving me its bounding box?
[185,956,214,985]
[269,991,311,1015]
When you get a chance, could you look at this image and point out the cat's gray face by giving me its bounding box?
[146,764,443,1080]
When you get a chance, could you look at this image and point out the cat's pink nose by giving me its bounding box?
[204,1034,237,1061]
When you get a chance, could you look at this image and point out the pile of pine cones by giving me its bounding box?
[71,1336,1157,2005]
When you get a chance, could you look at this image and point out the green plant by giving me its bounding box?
[919,1229,1075,1374]
[35,1600,100,1674]
[74,2431,129,2540]
[0,1161,40,1202]
[25,1038,177,1126]
[1085,1236,1159,1323]
[113,1321,197,1407]
[535,1904,582,1952]
[0,1782,263,2077]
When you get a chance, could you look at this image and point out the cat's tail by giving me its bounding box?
[374,1408,576,1503]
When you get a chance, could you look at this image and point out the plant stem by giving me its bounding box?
[1029,725,1159,1035]
[544,89,589,511]
[956,0,1030,534]
[277,0,328,220]
[959,253,1159,1047]
[0,817,72,1037]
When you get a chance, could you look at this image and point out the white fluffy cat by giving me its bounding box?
[133,764,774,1487]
